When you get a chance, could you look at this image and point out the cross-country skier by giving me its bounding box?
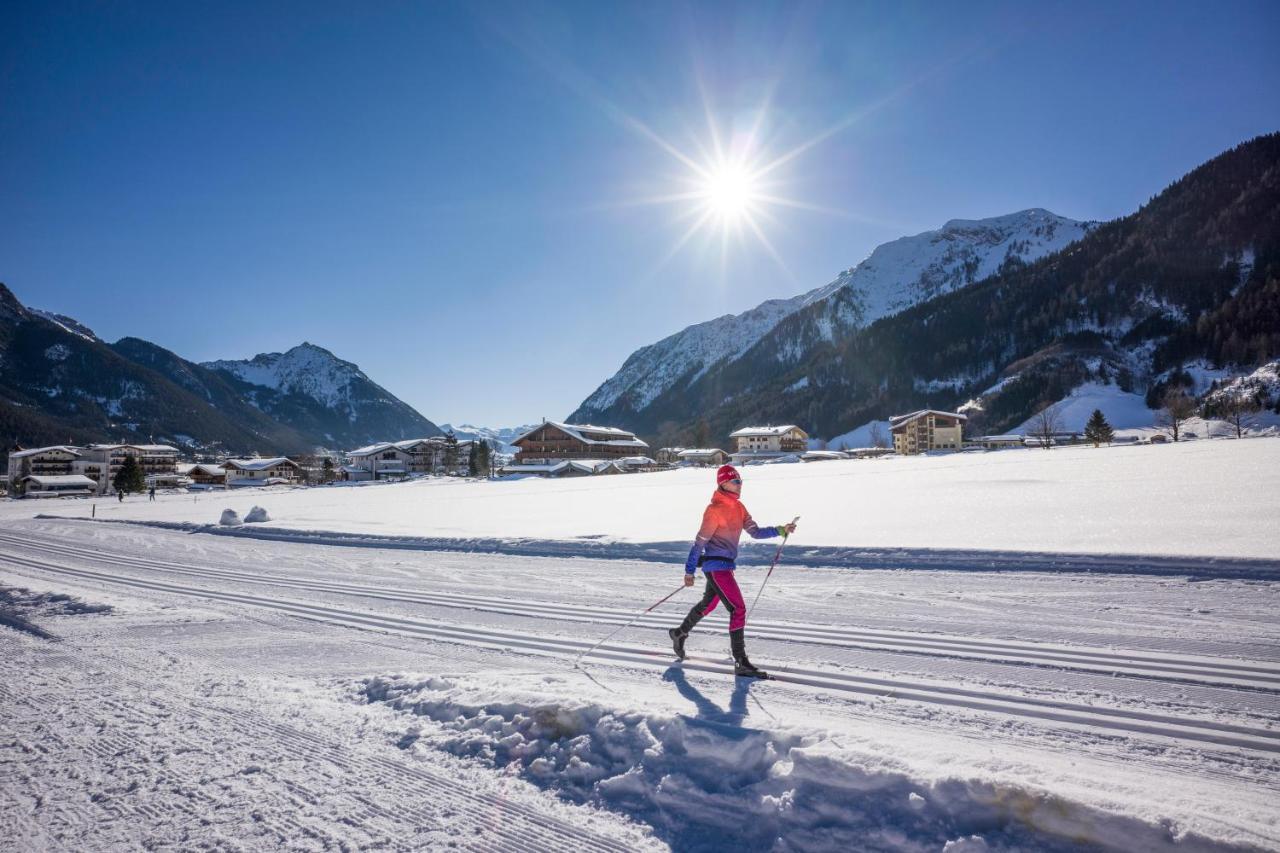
[669,464,797,678]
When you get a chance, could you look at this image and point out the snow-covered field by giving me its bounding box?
[22,437,1280,562]
[2,438,1278,851]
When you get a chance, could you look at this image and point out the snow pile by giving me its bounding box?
[244,506,271,524]
[219,509,242,526]
[361,673,1223,853]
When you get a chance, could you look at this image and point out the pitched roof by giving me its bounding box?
[676,448,725,456]
[888,409,969,427]
[223,457,296,471]
[513,421,648,448]
[21,474,97,487]
[88,444,180,453]
[9,445,81,459]
[729,425,804,438]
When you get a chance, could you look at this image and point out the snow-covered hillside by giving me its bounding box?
[204,342,380,412]
[200,342,442,444]
[576,209,1090,415]
[438,423,537,455]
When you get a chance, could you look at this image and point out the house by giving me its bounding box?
[616,456,661,471]
[801,450,848,462]
[728,426,808,463]
[180,463,227,486]
[655,447,687,465]
[223,457,301,486]
[8,442,180,495]
[7,445,82,495]
[888,410,966,455]
[676,448,729,467]
[966,435,1024,451]
[17,474,98,498]
[346,436,478,479]
[80,444,181,493]
[512,422,648,465]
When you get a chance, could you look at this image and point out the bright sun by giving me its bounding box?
[702,162,757,221]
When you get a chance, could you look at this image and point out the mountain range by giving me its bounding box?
[571,133,1280,445]
[0,289,440,454]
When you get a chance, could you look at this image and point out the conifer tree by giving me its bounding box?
[113,455,145,494]
[1084,408,1114,447]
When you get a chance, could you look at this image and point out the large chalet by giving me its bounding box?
[889,410,966,455]
[511,421,648,465]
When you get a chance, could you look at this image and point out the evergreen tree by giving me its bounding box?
[475,439,492,477]
[113,455,145,494]
[1083,408,1114,447]
[467,441,479,477]
[442,430,459,475]
[321,457,335,483]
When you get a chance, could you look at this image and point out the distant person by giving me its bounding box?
[668,464,797,678]
[117,490,123,503]
[148,486,156,502]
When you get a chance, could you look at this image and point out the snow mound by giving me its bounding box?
[361,673,1218,853]
[219,509,242,526]
[244,506,271,524]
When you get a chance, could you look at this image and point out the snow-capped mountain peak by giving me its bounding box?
[203,342,368,410]
[575,208,1091,417]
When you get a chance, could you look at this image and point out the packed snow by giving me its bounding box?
[2,438,1278,851]
[28,438,1280,562]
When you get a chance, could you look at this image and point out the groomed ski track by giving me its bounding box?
[1,529,1276,757]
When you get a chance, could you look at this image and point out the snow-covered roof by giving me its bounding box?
[617,456,658,466]
[888,410,969,427]
[977,434,1023,442]
[9,445,81,459]
[729,425,804,438]
[677,448,725,457]
[500,462,571,474]
[348,437,466,457]
[21,474,97,487]
[88,443,180,452]
[347,442,394,457]
[224,457,297,471]
[513,421,648,448]
[187,464,226,476]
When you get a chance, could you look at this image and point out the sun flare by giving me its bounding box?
[701,161,758,222]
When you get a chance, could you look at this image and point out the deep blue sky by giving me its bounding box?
[3,2,1278,427]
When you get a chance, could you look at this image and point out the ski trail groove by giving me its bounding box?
[1,530,1273,692]
[3,549,1279,755]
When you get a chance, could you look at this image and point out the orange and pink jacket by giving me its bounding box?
[685,490,781,574]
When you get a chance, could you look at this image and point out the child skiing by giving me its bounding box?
[669,464,797,678]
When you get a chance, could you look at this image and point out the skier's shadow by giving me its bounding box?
[662,665,762,731]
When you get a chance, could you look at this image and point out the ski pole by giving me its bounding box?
[747,516,800,621]
[574,583,686,667]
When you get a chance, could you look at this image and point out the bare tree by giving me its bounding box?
[1220,394,1261,439]
[1158,389,1198,442]
[868,422,889,449]
[1029,403,1063,450]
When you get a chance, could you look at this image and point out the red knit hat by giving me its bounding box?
[716,464,740,485]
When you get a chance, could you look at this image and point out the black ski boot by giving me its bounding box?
[669,608,704,660]
[730,628,769,679]
[668,628,688,660]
